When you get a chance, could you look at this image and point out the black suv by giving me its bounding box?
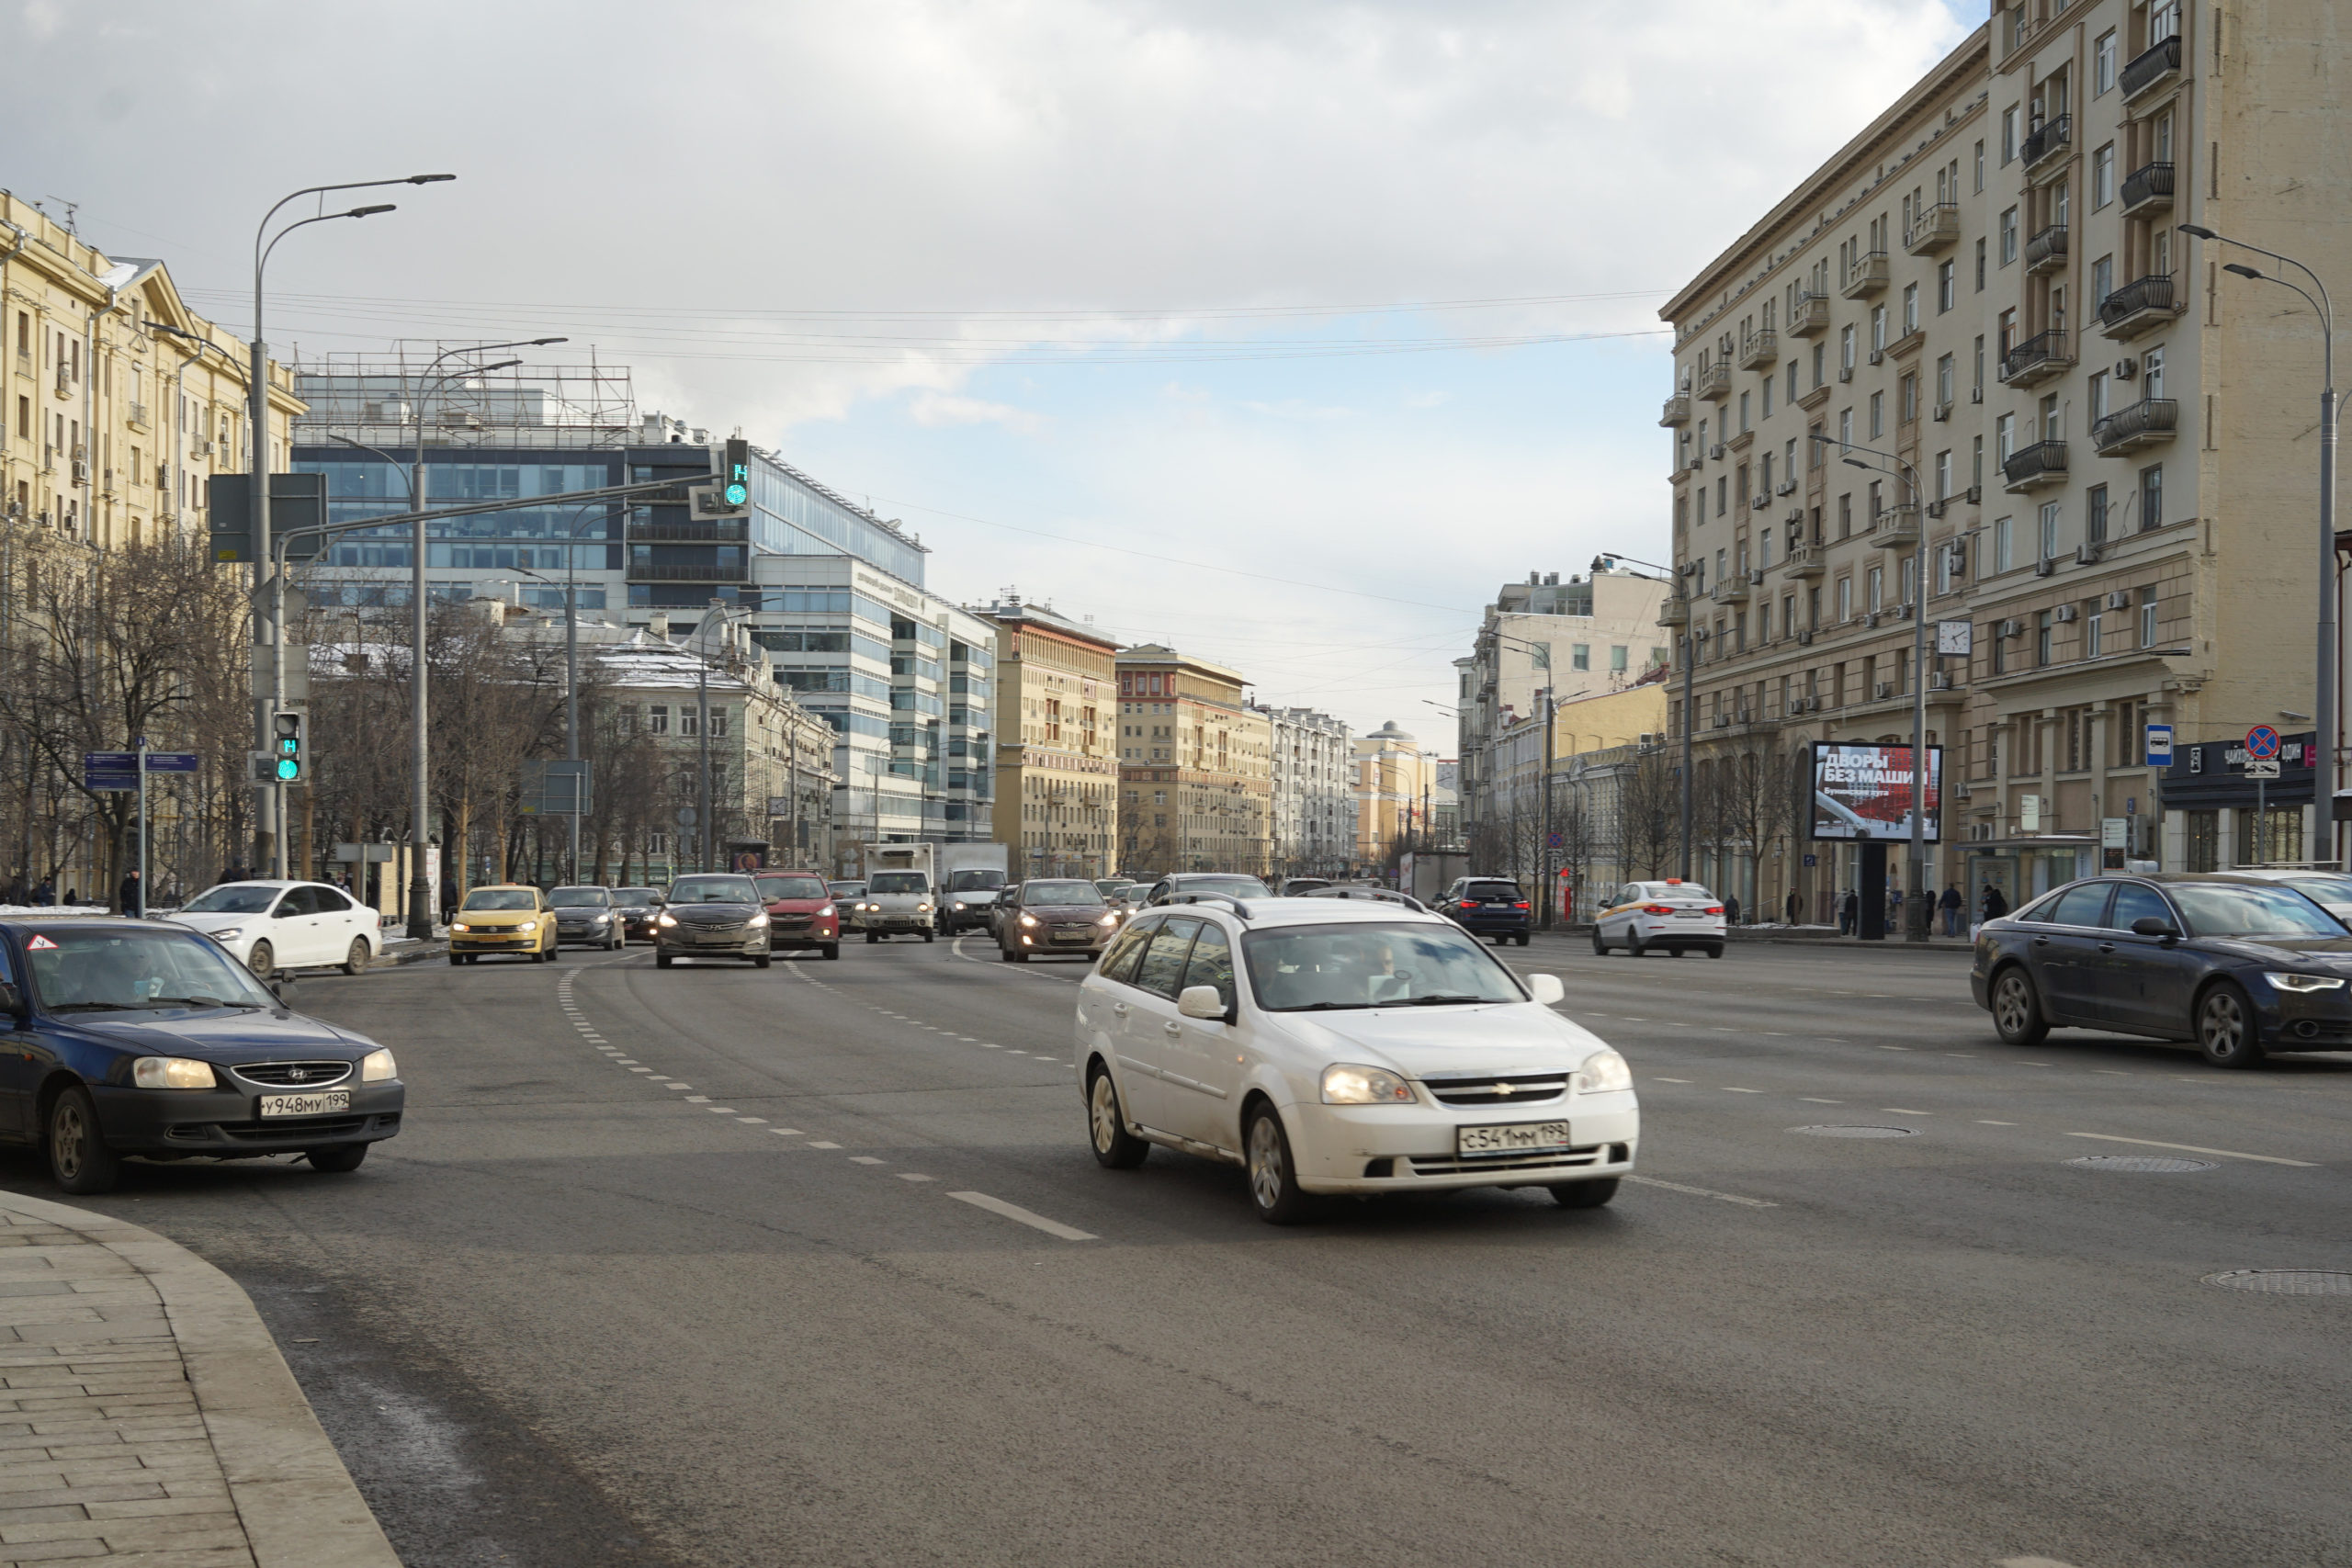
[1435,878,1532,946]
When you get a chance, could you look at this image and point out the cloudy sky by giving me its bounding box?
[13,0,1974,741]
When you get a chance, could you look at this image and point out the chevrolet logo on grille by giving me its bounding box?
[1491,1082,1513,1096]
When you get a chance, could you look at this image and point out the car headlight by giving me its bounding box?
[819,904,835,918]
[1097,913,1118,927]
[590,914,610,924]
[1574,1049,1634,1095]
[1019,913,1039,928]
[449,922,469,933]
[360,1047,398,1082]
[657,912,678,928]
[917,902,932,912]
[517,920,537,934]
[952,899,967,909]
[1320,1064,1415,1105]
[748,912,769,928]
[132,1056,217,1090]
[2266,971,2346,993]
[855,902,873,912]
[210,927,245,942]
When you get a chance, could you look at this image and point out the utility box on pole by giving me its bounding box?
[208,472,329,563]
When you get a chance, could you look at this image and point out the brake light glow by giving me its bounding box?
[1513,901,1531,909]
[1706,905,1724,915]
[1642,904,1676,915]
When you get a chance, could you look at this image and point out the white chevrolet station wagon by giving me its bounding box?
[1073,896,1638,1224]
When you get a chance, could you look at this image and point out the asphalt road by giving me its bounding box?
[9,931,2351,1568]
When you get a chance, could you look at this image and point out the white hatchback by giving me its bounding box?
[166,880,382,979]
[1072,897,1637,1224]
[1592,879,1725,959]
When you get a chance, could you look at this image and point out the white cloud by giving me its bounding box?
[905,391,1048,433]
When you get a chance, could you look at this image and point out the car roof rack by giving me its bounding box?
[1163,892,1253,920]
[1299,886,1430,913]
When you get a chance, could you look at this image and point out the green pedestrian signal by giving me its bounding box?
[272,712,304,783]
[723,436,750,508]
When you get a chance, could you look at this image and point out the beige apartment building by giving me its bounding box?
[978,598,1121,879]
[1662,0,2348,917]
[1116,644,1272,876]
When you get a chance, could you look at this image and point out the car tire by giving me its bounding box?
[46,1087,119,1196]
[1591,928,1608,955]
[447,954,462,967]
[307,1144,368,1173]
[2196,982,2266,1069]
[1627,931,1646,959]
[754,953,772,969]
[1245,1104,1316,1225]
[656,953,673,970]
[246,941,275,980]
[1516,933,1530,948]
[343,938,370,977]
[1009,948,1030,964]
[1707,945,1724,959]
[865,932,879,945]
[1989,965,2050,1045]
[1550,1178,1619,1209]
[822,943,839,960]
[923,930,935,943]
[1086,1066,1150,1169]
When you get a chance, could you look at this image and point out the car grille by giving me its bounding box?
[211,1116,373,1141]
[774,914,813,929]
[229,1061,354,1089]
[680,920,744,933]
[1422,1073,1569,1107]
[1407,1143,1607,1176]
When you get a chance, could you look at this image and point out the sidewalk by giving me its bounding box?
[1534,923,1977,956]
[0,1190,400,1568]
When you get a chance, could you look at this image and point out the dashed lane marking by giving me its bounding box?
[948,1190,1098,1241]
[850,1156,887,1166]
[1800,1097,1843,1104]
[1977,1119,2018,1125]
[1723,1088,1762,1094]
[1654,1077,1692,1084]
[809,1141,842,1149]
[771,1128,803,1136]
[1624,1175,1779,1209]
[1883,1108,1935,1114]
[899,1173,936,1182]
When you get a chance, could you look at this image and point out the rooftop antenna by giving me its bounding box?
[41,197,78,236]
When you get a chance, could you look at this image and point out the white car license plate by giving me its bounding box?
[259,1090,351,1118]
[1457,1120,1572,1155]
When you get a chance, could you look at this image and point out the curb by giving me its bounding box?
[379,941,447,967]
[1525,927,1976,958]
[0,1188,402,1568]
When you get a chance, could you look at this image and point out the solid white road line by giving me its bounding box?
[947,1190,1099,1241]
[2064,1132,2317,1168]
[1623,1175,1779,1209]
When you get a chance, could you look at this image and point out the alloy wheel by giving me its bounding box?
[1994,974,2031,1034]
[2199,987,2261,1067]
[1089,1074,1120,1153]
[51,1100,86,1182]
[1248,1114,1284,1210]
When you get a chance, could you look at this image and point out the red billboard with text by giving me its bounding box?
[1810,742,1942,842]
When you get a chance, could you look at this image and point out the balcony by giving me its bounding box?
[1839,251,1891,299]
[1694,361,1733,402]
[1873,505,1920,547]
[1708,578,1751,606]
[629,519,749,543]
[2002,439,2070,493]
[1784,543,1827,578]
[2021,112,2072,174]
[1738,330,1778,370]
[2023,223,2068,276]
[2092,396,2179,457]
[2098,274,2179,339]
[1788,292,1832,338]
[1903,202,1962,255]
[1656,597,1690,628]
[126,401,152,434]
[2121,32,2182,103]
[2120,160,2175,215]
[1659,394,1691,428]
[2000,329,2075,388]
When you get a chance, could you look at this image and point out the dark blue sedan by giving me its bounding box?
[0,919,405,1193]
[1972,873,2352,1068]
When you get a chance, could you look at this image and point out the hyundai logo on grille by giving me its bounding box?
[288,1067,310,1083]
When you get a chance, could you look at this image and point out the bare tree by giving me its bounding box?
[1617,750,1680,880]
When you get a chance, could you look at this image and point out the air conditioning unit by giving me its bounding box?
[1777,479,1799,495]
[53,367,71,395]
[2114,357,2139,380]
[1948,541,1968,573]
[1710,444,1727,459]
[195,438,214,457]
[1931,403,1952,423]
[1752,494,1771,510]
[1929,671,1952,690]
[1970,387,1984,403]
[1786,508,1805,525]
[2033,559,2057,578]
[1748,568,1767,584]
[2054,604,2079,622]
[1998,619,2024,637]
[1966,484,1983,503]
[1638,733,1659,745]
[1869,349,1887,366]
[2105,590,2132,610]
[2074,542,2104,566]
[1838,366,1855,383]
[1865,610,1883,627]
[1797,629,1815,646]
[1687,456,1705,471]
[1874,682,1895,700]
[1926,499,1948,518]
[1713,716,1732,728]
[1895,603,1917,619]
[70,460,87,483]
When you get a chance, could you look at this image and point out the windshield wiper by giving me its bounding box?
[149,997,263,1010]
[48,1002,138,1012]
[1282,1001,1373,1011]
[1401,993,1496,1006]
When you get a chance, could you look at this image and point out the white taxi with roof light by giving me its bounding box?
[1072,895,1638,1224]
[1592,879,1725,959]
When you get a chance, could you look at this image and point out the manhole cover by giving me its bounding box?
[2065,1155,2216,1172]
[1788,1125,1917,1139]
[2203,1270,2352,1297]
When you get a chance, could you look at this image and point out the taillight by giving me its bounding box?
[1642,904,1675,915]
[1513,901,1531,909]
[1706,905,1724,915]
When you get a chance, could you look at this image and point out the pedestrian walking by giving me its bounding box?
[1839,888,1859,935]
[1939,883,1964,937]
[1980,882,2008,921]
[63,888,78,908]
[119,870,142,919]
[1785,888,1803,926]
[1725,893,1741,926]
[32,878,53,907]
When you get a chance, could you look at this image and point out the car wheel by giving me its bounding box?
[656,953,673,969]
[1990,965,2050,1045]
[1627,931,1646,959]
[343,938,370,977]
[1086,1066,1149,1169]
[865,932,879,944]
[754,953,772,969]
[1245,1104,1316,1225]
[1707,945,1724,959]
[447,953,462,967]
[1515,933,1530,948]
[307,1144,368,1173]
[246,941,275,980]
[2197,982,2266,1068]
[1591,928,1608,955]
[464,953,480,965]
[1009,948,1030,964]
[1550,1178,1619,1209]
[923,930,935,943]
[822,943,840,961]
[47,1087,119,1196]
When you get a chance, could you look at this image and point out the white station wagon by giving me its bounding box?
[1073,896,1638,1224]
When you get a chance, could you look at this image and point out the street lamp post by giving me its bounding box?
[2181,225,2337,865]
[250,175,451,879]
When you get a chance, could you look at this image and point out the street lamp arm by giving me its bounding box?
[326,434,416,503]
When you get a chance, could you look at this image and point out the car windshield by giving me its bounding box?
[830,883,865,897]
[2171,884,2348,938]
[461,888,537,911]
[669,875,759,904]
[615,890,660,905]
[24,928,278,1012]
[948,870,1006,892]
[1176,876,1272,899]
[2284,876,2352,906]
[548,887,610,907]
[178,885,280,915]
[868,873,929,894]
[1241,920,1526,1011]
[756,875,829,901]
[1022,881,1104,907]
[1464,883,1523,900]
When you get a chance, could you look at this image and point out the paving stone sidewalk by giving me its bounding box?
[0,1191,399,1568]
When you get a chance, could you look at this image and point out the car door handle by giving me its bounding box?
[1163,1021,1182,1036]
[1111,1002,1128,1016]
[2098,942,2116,953]
[2032,936,2050,946]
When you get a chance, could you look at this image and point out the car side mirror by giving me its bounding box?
[267,976,293,1002]
[0,980,26,1020]
[2130,916,2178,941]
[1526,974,1565,1006]
[1177,985,1228,1021]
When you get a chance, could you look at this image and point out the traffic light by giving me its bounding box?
[272,711,304,782]
[722,436,750,509]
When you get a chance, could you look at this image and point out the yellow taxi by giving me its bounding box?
[447,885,557,964]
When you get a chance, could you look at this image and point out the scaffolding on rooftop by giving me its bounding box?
[291,347,639,451]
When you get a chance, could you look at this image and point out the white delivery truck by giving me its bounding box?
[937,843,1012,933]
[855,844,937,942]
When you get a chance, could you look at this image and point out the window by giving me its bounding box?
[1936,543,1954,594]
[1938,260,1955,312]
[2088,370,2109,425]
[709,705,729,739]
[1871,304,1887,353]
[1739,390,1751,432]
[2087,482,2109,542]
[2092,254,2113,308]
[1838,406,1854,448]
[2139,463,2164,531]
[2093,143,2115,207]
[1935,448,1952,500]
[2036,609,2053,666]
[1840,323,1857,374]
[2144,344,2165,400]
[2039,501,2060,562]
[2086,610,2104,658]
[1760,376,1772,419]
[1973,434,1984,491]
[2139,585,2159,646]
[2002,105,2018,164]
[1902,282,1919,335]
[1811,342,1826,387]
[1900,373,1918,424]
[1936,353,1955,410]
[2041,391,2062,442]
[1716,477,1728,516]
[1571,644,1590,671]
[1998,308,2018,357]
[679,705,701,738]
[1869,390,1884,440]
[1996,412,2016,465]
[1610,645,1628,672]
[1838,493,1852,538]
[1973,138,1985,191]
[649,704,670,735]
[1975,236,1987,291]
[1838,576,1852,619]
[1995,516,2014,572]
[2095,28,2117,94]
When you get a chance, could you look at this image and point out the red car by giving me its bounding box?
[754,870,842,960]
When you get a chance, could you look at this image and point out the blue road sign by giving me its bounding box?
[83,752,137,792]
[2245,724,2283,760]
[2143,723,2174,766]
[142,752,198,774]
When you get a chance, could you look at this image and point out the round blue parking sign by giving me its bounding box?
[2245,725,2282,760]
